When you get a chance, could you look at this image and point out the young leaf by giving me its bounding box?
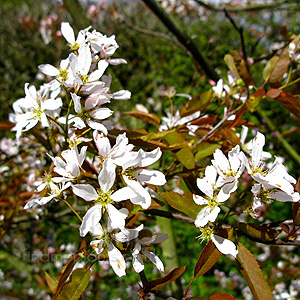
[55,240,89,295]
[246,89,265,113]
[292,201,300,226]
[57,268,91,300]
[45,271,58,294]
[164,131,195,169]
[224,54,241,80]
[232,51,254,86]
[238,222,280,242]
[268,90,300,119]
[236,242,273,300]
[194,142,221,160]
[209,293,239,300]
[269,47,290,83]
[263,56,279,81]
[161,191,200,220]
[125,110,160,125]
[144,265,186,292]
[194,240,222,278]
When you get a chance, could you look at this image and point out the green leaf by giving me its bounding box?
[194,240,222,278]
[161,191,200,219]
[238,222,280,242]
[57,268,91,300]
[144,265,186,292]
[209,293,238,300]
[164,131,195,169]
[224,54,241,80]
[236,242,273,300]
[194,142,221,160]
[56,240,89,295]
[263,56,279,81]
[45,271,58,294]
[246,89,265,113]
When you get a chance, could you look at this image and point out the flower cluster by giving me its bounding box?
[193,130,300,257]
[10,22,168,277]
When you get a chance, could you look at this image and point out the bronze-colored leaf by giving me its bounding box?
[144,265,186,292]
[238,222,280,241]
[263,56,279,81]
[270,90,300,119]
[269,47,290,83]
[0,122,15,130]
[236,242,273,300]
[194,228,233,278]
[233,51,255,86]
[224,54,241,80]
[292,201,300,226]
[124,110,160,125]
[194,240,222,278]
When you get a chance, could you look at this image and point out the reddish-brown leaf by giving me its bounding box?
[266,88,282,98]
[124,110,160,125]
[236,242,273,300]
[209,293,239,300]
[238,222,280,242]
[144,265,186,292]
[233,51,255,86]
[0,122,15,130]
[269,47,290,83]
[194,228,233,278]
[271,90,300,119]
[190,115,218,126]
[194,240,222,278]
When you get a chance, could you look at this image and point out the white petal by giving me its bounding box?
[72,184,98,201]
[107,204,128,229]
[107,244,126,277]
[86,119,108,135]
[71,92,82,113]
[193,194,208,206]
[61,22,75,45]
[211,234,238,258]
[93,130,111,157]
[112,90,131,100]
[79,204,102,237]
[194,206,220,228]
[142,250,164,272]
[89,107,113,120]
[110,187,138,202]
[135,169,166,185]
[139,148,162,167]
[98,158,116,193]
[38,64,59,76]
[132,253,144,273]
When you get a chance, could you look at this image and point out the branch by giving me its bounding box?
[141,0,220,82]
[193,0,295,12]
[62,0,90,30]
[144,209,194,224]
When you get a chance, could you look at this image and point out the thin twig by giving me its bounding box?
[144,209,194,223]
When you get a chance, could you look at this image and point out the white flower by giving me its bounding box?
[73,159,129,236]
[70,92,113,134]
[132,229,168,273]
[48,140,87,181]
[10,83,62,139]
[193,165,236,227]
[90,220,141,277]
[61,22,88,51]
[111,148,166,209]
[211,145,244,187]
[24,181,71,209]
[211,234,238,258]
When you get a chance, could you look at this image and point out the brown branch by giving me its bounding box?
[144,209,194,224]
[141,0,220,82]
[193,0,294,12]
